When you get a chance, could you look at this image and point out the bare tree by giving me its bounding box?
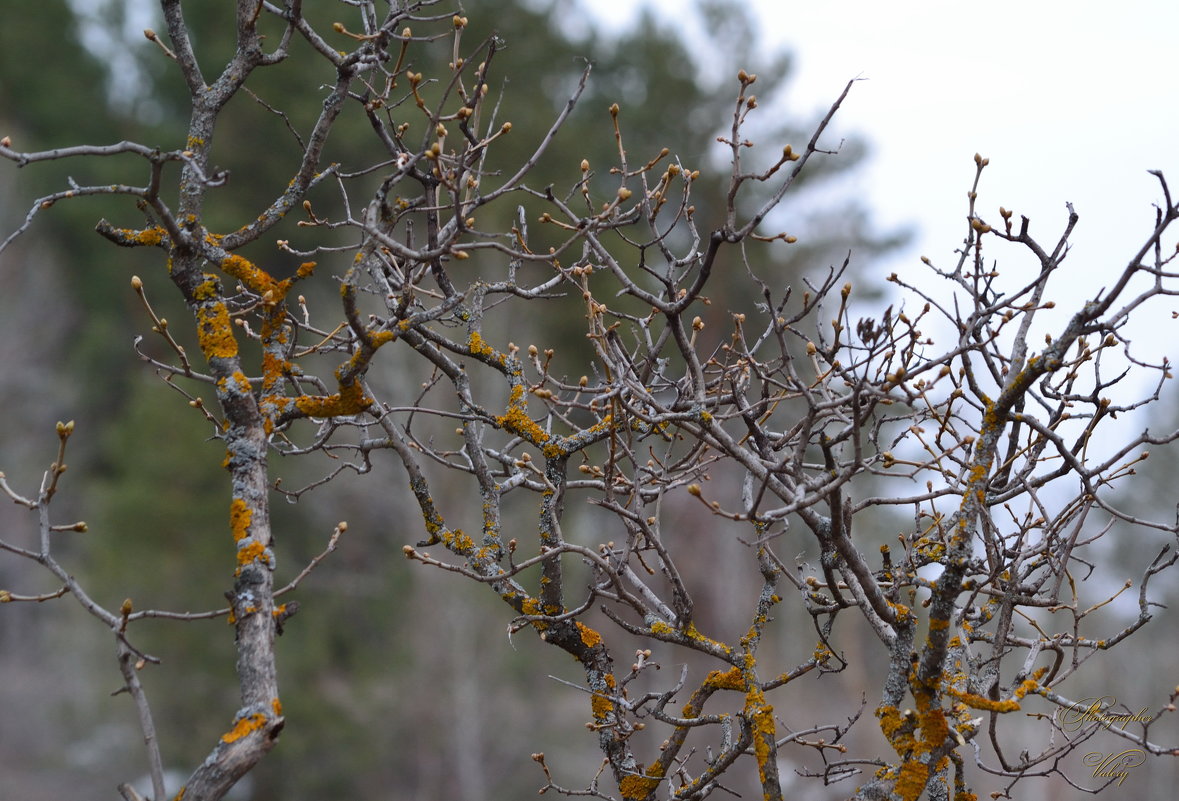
[3,2,1179,800]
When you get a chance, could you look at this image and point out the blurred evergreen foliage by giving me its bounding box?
[0,1,905,797]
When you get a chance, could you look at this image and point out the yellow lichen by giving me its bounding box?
[619,773,662,800]
[577,621,603,648]
[496,384,550,444]
[196,303,238,359]
[237,541,265,566]
[468,330,494,357]
[221,253,283,298]
[442,528,475,553]
[748,696,776,784]
[590,692,613,721]
[294,381,373,417]
[221,713,267,743]
[229,498,252,542]
[703,667,744,691]
[191,274,221,301]
[894,760,930,801]
[123,226,166,246]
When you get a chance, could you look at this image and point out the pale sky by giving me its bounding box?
[759,0,1179,283]
[600,0,1179,300]
[599,0,1179,380]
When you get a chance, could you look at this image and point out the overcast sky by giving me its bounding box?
[759,0,1179,282]
[605,0,1179,281]
[599,0,1179,381]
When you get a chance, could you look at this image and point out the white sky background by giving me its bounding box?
[599,0,1179,346]
[582,0,1179,412]
[758,0,1179,280]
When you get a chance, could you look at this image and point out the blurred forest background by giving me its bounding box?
[1,1,1176,799]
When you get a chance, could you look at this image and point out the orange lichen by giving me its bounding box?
[228,370,251,394]
[272,698,283,716]
[948,672,1042,712]
[192,274,221,301]
[590,692,613,721]
[894,760,930,801]
[369,330,396,347]
[229,499,252,542]
[619,772,662,800]
[576,621,603,648]
[496,384,550,444]
[196,303,238,359]
[127,226,166,246]
[237,541,266,566]
[744,686,776,784]
[261,351,291,385]
[221,713,267,743]
[294,381,373,417]
[220,253,283,297]
[441,528,475,553]
[468,330,494,357]
[703,666,744,691]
